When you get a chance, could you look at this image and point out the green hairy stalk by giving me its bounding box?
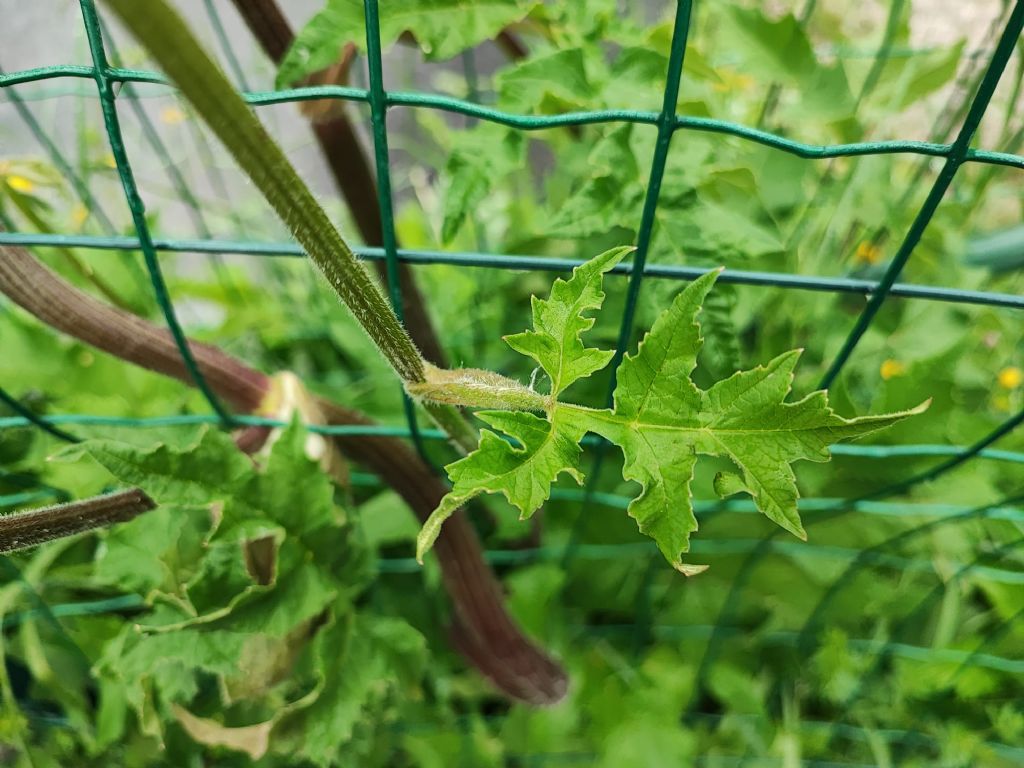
[101,0,476,453]
[410,249,929,574]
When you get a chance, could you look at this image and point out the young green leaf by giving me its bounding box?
[416,408,589,561]
[279,0,538,88]
[504,245,632,396]
[416,251,928,573]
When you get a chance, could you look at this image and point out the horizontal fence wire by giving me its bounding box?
[2,414,1023,466]
[2,232,1023,309]
[3,65,1024,169]
[0,0,1022,760]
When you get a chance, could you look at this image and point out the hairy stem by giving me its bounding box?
[0,242,566,705]
[408,364,547,412]
[103,0,480,457]
[0,489,155,554]
[229,0,447,367]
[103,0,423,383]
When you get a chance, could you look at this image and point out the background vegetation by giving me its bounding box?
[0,0,1022,765]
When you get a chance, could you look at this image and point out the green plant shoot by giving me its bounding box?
[411,249,928,574]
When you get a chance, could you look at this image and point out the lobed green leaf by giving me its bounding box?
[419,251,928,573]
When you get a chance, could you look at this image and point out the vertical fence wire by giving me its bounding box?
[561,0,696,570]
[0,386,78,444]
[97,15,247,304]
[818,0,1024,389]
[362,0,426,457]
[77,0,235,426]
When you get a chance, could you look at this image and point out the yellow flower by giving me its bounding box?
[6,175,34,193]
[159,106,186,125]
[103,152,117,169]
[71,203,89,228]
[713,69,755,93]
[998,366,1023,390]
[854,241,882,265]
[880,359,906,380]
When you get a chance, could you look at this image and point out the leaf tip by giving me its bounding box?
[414,529,434,565]
[673,561,710,577]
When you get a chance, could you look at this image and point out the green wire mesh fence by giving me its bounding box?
[1,0,1023,763]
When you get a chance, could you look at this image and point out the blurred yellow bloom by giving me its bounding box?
[880,359,906,380]
[998,366,1023,390]
[103,152,117,169]
[855,241,882,265]
[713,69,755,93]
[160,106,186,125]
[6,175,34,193]
[71,203,89,228]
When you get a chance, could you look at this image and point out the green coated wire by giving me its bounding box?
[0,64,151,295]
[827,531,1024,739]
[0,1,1019,733]
[687,712,1024,763]
[0,491,57,508]
[606,0,691,643]
[948,600,1024,687]
[0,471,70,504]
[4,65,1024,169]
[818,1,1024,389]
[567,0,694,570]
[684,486,1024,722]
[362,0,426,458]
[3,232,1022,310]
[795,492,1024,655]
[0,3,1021,744]
[377,535,1024,585]
[0,64,118,234]
[0,594,144,629]
[96,15,245,305]
[586,624,1024,676]
[394,710,1024,763]
[692,0,1024,686]
[862,407,1024,499]
[0,387,78,443]
[1,413,1023,467]
[98,17,215,241]
[606,0,694,399]
[77,0,234,426]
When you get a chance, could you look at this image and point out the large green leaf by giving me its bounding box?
[279,0,537,87]
[716,6,854,122]
[57,421,402,762]
[417,251,927,572]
